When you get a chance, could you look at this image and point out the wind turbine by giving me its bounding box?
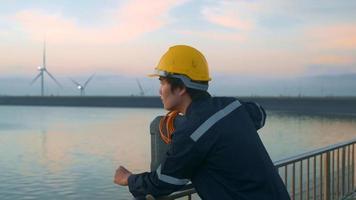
[136,78,145,96]
[30,41,62,96]
[70,74,95,96]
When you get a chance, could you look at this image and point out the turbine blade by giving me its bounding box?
[69,78,81,87]
[30,73,41,85]
[45,70,62,88]
[84,73,95,87]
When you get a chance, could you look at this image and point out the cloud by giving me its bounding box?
[204,47,306,77]
[177,1,259,43]
[306,24,356,50]
[0,0,189,74]
[10,0,188,44]
[311,55,354,65]
[302,23,356,74]
[201,1,257,31]
[178,30,246,42]
[0,30,9,37]
[305,54,356,75]
[3,0,355,78]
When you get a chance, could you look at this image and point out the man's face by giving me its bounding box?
[159,78,182,111]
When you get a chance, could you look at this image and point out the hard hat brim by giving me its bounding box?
[147,70,169,78]
[147,73,160,78]
[148,70,209,91]
[147,74,159,77]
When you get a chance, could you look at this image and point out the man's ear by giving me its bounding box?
[176,86,187,96]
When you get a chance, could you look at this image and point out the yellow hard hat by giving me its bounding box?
[149,45,211,90]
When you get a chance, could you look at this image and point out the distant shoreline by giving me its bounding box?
[0,96,355,116]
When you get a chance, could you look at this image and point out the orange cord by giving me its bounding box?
[159,110,179,144]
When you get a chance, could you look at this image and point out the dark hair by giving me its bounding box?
[162,76,210,101]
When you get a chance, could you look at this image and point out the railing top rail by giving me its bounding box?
[274,137,356,167]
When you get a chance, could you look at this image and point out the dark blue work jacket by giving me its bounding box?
[128,96,290,200]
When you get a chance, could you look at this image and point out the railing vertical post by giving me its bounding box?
[352,144,355,191]
[285,165,288,192]
[342,147,346,196]
[331,151,334,199]
[347,145,351,193]
[337,148,340,198]
[320,154,323,199]
[307,158,310,200]
[324,152,331,200]
[292,163,296,200]
[300,161,303,200]
[314,156,317,200]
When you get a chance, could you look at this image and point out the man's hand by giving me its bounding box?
[114,166,132,186]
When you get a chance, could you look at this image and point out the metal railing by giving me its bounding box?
[147,138,356,200]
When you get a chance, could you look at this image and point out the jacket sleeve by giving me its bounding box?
[242,101,267,130]
[128,125,206,198]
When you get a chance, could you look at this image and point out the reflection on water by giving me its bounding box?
[261,112,356,160]
[0,106,163,200]
[0,106,355,199]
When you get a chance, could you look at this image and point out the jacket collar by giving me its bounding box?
[185,93,211,116]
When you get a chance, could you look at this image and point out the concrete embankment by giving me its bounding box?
[0,96,355,116]
[0,96,163,108]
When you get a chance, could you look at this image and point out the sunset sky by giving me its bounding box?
[0,0,355,96]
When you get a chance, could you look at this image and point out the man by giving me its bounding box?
[114,45,290,200]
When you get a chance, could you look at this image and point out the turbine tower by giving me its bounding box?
[136,78,145,96]
[30,41,61,96]
[70,74,95,96]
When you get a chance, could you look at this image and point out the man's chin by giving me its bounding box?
[164,106,172,111]
[163,105,173,111]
